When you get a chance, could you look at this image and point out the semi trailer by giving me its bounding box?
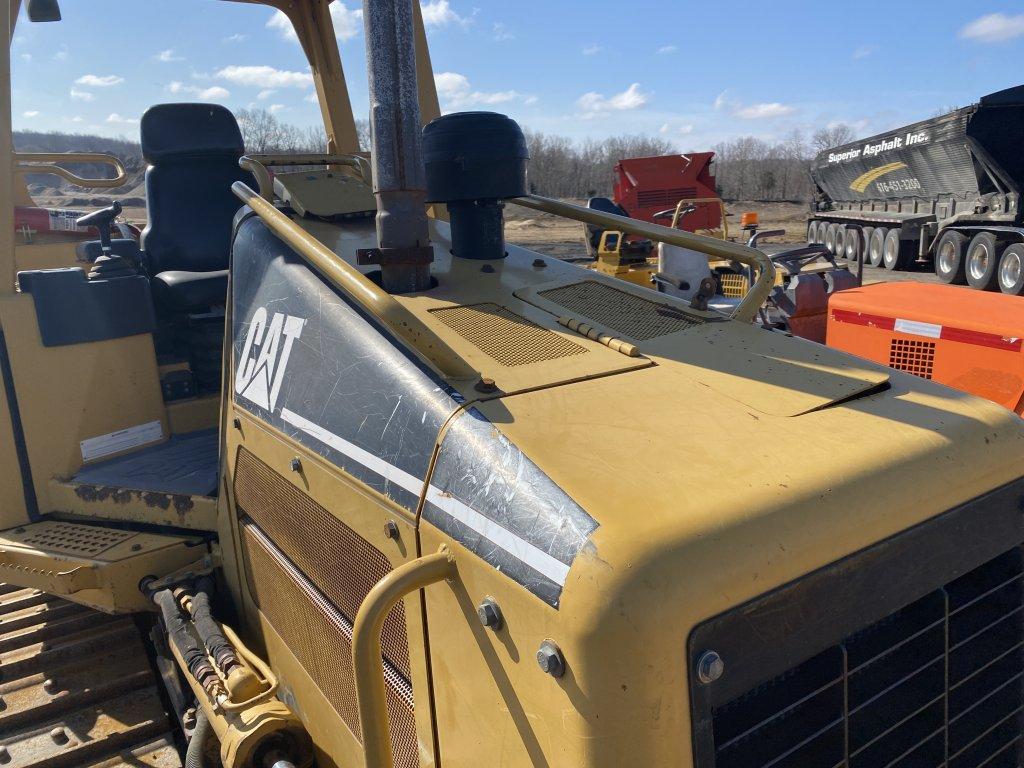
[808,85,1024,292]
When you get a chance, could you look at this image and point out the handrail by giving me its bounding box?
[353,549,456,768]
[13,152,128,189]
[511,194,776,322]
[248,152,371,183]
[232,182,477,380]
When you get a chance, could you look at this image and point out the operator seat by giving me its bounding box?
[140,103,252,310]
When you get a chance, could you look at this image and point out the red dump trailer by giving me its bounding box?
[613,153,721,231]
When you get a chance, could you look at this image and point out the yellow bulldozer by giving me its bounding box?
[2,1,1024,767]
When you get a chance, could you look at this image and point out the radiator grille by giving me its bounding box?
[241,522,419,768]
[636,187,698,208]
[233,448,410,678]
[709,547,1024,768]
[889,338,936,380]
[428,302,586,366]
[538,280,702,341]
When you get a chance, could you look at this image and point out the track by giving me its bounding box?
[0,584,183,767]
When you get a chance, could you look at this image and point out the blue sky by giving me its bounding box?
[9,1,1024,150]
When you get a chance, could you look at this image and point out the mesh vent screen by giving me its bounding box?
[889,338,935,380]
[233,448,410,677]
[538,280,702,341]
[241,523,418,768]
[428,303,586,366]
[17,522,132,556]
[636,187,697,207]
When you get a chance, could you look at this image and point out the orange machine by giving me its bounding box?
[827,282,1024,414]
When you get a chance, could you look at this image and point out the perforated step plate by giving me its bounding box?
[0,521,207,614]
[0,584,182,768]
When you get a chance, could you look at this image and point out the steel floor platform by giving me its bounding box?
[72,429,218,498]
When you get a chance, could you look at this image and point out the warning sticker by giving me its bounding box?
[80,420,164,463]
[47,209,88,232]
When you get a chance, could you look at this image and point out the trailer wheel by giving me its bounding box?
[824,223,837,254]
[862,227,875,264]
[844,229,861,264]
[965,232,1001,291]
[868,227,886,267]
[882,228,913,271]
[934,230,968,284]
[807,220,819,244]
[998,243,1024,295]
[835,226,847,260]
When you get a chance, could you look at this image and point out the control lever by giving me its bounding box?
[76,201,136,279]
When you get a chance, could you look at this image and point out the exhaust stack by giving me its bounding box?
[359,0,433,293]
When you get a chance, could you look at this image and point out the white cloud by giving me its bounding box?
[434,71,533,109]
[156,49,182,62]
[734,102,795,119]
[582,43,602,56]
[305,92,320,104]
[72,116,83,123]
[53,47,68,62]
[576,83,649,117]
[167,81,230,100]
[421,0,471,29]
[215,65,313,89]
[660,122,694,135]
[20,53,31,62]
[269,104,286,114]
[75,74,124,87]
[852,44,875,59]
[713,90,730,111]
[222,33,248,43]
[22,110,39,118]
[257,89,276,100]
[70,88,94,102]
[493,22,514,41]
[657,45,677,55]
[106,113,137,125]
[268,4,363,42]
[959,13,1024,42]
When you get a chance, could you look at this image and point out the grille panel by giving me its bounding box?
[17,521,132,556]
[428,303,586,366]
[233,448,410,678]
[636,187,698,208]
[538,280,702,341]
[718,273,750,299]
[241,522,419,768]
[889,338,935,379]
[709,548,1024,768]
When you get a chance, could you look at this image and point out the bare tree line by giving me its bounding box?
[16,108,865,203]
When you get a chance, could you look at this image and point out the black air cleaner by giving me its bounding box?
[423,112,528,261]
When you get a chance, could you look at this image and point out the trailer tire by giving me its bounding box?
[807,220,820,244]
[835,227,847,260]
[868,227,886,267]
[934,230,968,284]
[882,228,913,271]
[824,223,837,254]
[862,227,875,264]
[997,243,1024,295]
[965,232,1001,291]
[844,228,861,264]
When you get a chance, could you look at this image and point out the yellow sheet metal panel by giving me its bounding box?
[0,325,29,529]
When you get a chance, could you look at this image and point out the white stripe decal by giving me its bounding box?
[894,318,942,339]
[280,408,571,586]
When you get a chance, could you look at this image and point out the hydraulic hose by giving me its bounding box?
[184,708,215,768]
[189,577,239,675]
[153,589,222,701]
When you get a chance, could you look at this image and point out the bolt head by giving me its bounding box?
[289,457,302,473]
[696,650,724,685]
[536,640,565,678]
[384,520,400,540]
[476,597,503,630]
[232,417,241,430]
[49,727,68,745]
[532,258,547,268]
[475,377,498,393]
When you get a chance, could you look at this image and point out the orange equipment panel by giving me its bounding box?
[827,283,1024,415]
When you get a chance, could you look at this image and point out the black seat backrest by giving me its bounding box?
[140,103,252,274]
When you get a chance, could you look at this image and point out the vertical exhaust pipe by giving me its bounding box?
[358,0,434,293]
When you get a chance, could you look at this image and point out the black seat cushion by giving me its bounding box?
[140,103,253,276]
[151,270,228,313]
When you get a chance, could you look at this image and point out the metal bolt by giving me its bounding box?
[289,457,302,473]
[131,543,142,552]
[42,678,57,694]
[481,264,496,273]
[536,640,565,678]
[696,650,724,685]
[476,597,503,630]
[532,258,547,268]
[232,417,241,430]
[474,377,498,394]
[384,520,400,540]
[50,727,68,745]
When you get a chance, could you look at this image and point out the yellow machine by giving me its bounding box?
[2,2,1024,768]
